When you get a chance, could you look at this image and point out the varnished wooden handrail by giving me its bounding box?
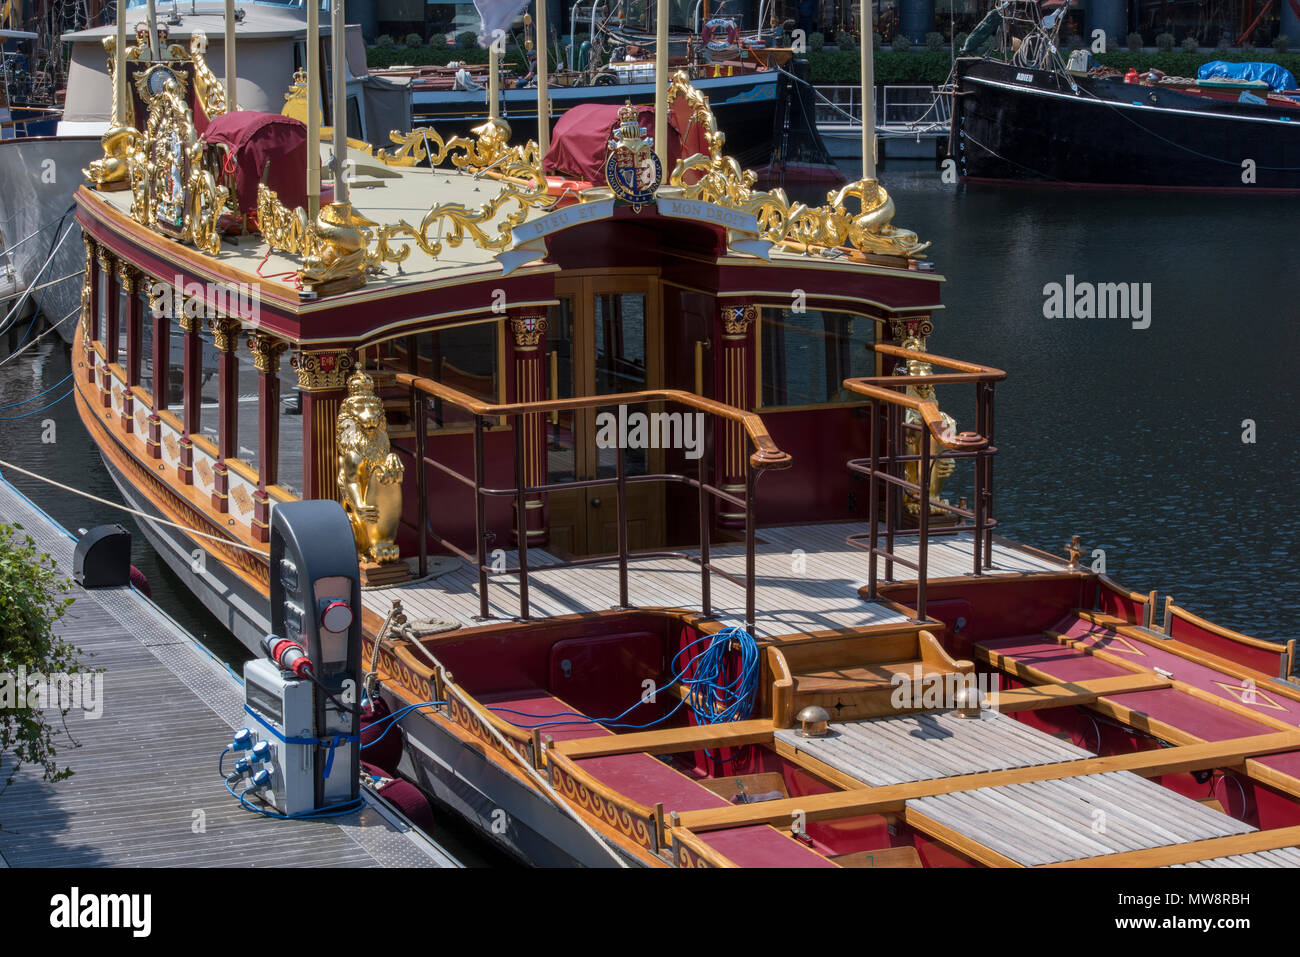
[395,373,792,470]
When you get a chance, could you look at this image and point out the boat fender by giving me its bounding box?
[360,694,405,774]
[363,761,435,832]
[129,564,152,599]
[1124,68,1139,84]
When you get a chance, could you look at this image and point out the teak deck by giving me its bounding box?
[363,524,1062,635]
[0,477,458,869]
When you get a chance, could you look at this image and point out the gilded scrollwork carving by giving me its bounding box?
[664,71,929,259]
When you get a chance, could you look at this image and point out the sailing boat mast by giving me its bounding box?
[535,0,550,156]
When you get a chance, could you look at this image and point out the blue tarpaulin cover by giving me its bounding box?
[1197,60,1297,92]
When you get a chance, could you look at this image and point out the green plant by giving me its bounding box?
[1276,35,1292,53]
[1181,36,1198,52]
[835,29,857,51]
[0,524,85,795]
[430,32,449,51]
[405,32,424,48]
[955,30,969,51]
[925,31,945,52]
[457,30,478,50]
[891,33,911,53]
[808,31,824,52]
[1155,32,1174,52]
[872,31,881,50]
[1126,31,1143,52]
[375,34,395,49]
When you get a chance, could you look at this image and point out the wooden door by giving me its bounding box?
[544,273,666,556]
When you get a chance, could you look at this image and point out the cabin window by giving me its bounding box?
[139,292,154,399]
[277,364,303,498]
[594,292,649,477]
[196,328,222,448]
[236,345,260,473]
[759,308,875,408]
[546,298,577,483]
[94,269,107,344]
[413,322,498,431]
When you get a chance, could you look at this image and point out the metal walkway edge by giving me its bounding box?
[0,474,461,868]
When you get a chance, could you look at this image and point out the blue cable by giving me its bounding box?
[0,387,72,419]
[358,700,446,751]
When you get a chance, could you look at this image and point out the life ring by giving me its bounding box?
[702,18,739,51]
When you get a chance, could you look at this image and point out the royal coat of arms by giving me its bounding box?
[604,102,662,212]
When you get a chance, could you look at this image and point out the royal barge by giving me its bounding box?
[69,5,1300,868]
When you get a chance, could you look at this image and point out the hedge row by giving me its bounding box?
[365,45,1300,88]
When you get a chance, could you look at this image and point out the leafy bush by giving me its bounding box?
[891,33,911,53]
[925,31,945,52]
[872,31,881,50]
[429,33,449,51]
[405,32,424,49]
[366,44,528,70]
[954,30,969,51]
[1277,35,1292,53]
[808,31,824,52]
[1155,32,1174,52]
[375,34,394,49]
[0,524,85,795]
[1126,31,1143,52]
[1181,36,1198,52]
[457,30,478,50]
[835,29,857,51]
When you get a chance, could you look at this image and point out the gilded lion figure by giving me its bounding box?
[336,371,405,564]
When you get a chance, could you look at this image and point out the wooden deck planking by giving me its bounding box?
[364,524,1063,636]
[908,771,1255,867]
[0,477,458,869]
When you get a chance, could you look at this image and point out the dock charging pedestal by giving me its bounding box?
[242,500,362,816]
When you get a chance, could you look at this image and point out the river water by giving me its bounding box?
[1,160,1296,865]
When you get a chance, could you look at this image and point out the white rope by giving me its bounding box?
[0,218,76,337]
[0,302,78,370]
[0,456,268,555]
[391,632,631,868]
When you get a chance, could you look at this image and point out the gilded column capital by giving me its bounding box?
[95,245,116,273]
[887,316,934,344]
[209,316,243,352]
[509,313,549,351]
[291,348,355,391]
[246,332,290,374]
[721,303,758,340]
[116,260,139,294]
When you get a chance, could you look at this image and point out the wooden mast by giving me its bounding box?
[145,0,160,58]
[860,0,875,178]
[535,0,550,157]
[654,0,668,169]
[115,0,126,115]
[307,0,321,218]
[488,35,500,122]
[331,0,349,208]
[224,0,237,111]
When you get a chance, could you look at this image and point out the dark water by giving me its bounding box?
[830,159,1300,640]
[0,161,1295,868]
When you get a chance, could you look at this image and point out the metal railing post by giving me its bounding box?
[698,433,712,617]
[745,464,756,632]
[616,443,628,608]
[473,414,489,620]
[984,381,996,569]
[514,414,530,620]
[917,430,930,621]
[867,397,880,599]
[416,392,428,578]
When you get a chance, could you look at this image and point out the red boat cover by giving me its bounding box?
[543,103,709,185]
[202,111,309,216]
